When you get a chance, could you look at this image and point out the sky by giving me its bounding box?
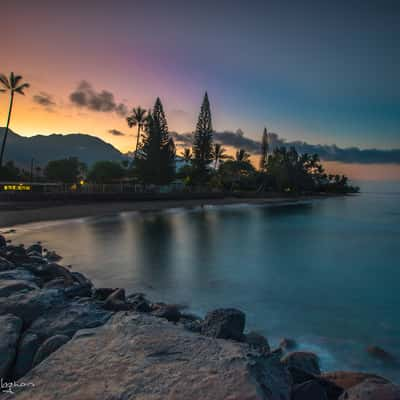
[2,0,400,180]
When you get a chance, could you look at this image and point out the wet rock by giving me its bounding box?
[0,234,6,248]
[0,289,65,326]
[280,337,297,351]
[0,268,42,285]
[131,299,152,313]
[13,333,41,379]
[45,251,62,262]
[367,345,397,363]
[338,378,400,400]
[0,256,15,271]
[93,287,116,301]
[0,280,39,297]
[4,246,30,263]
[71,271,93,287]
[292,380,328,400]
[6,313,291,400]
[64,283,92,299]
[152,303,181,322]
[103,288,132,311]
[245,331,271,353]
[201,308,246,341]
[0,314,23,379]
[33,335,70,367]
[281,352,320,384]
[44,264,75,286]
[26,300,111,341]
[321,371,390,390]
[43,278,68,289]
[27,244,42,255]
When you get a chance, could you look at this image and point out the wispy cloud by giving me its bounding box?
[32,92,56,110]
[172,130,400,164]
[70,81,128,117]
[108,129,126,137]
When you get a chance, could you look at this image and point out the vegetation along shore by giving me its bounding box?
[0,234,399,399]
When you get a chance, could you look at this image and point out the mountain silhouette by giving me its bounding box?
[0,128,125,167]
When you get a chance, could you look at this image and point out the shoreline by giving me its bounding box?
[0,194,331,229]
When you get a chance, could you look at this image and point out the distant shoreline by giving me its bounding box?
[0,194,340,228]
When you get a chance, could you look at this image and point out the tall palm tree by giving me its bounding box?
[181,148,192,162]
[126,106,147,158]
[235,149,251,163]
[213,143,229,169]
[0,72,30,167]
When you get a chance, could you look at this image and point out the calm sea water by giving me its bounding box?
[5,181,400,382]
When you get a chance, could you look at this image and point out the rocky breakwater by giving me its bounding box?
[0,234,399,400]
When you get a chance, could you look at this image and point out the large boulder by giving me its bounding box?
[201,308,246,341]
[338,378,400,400]
[321,371,390,390]
[33,335,70,367]
[292,380,328,400]
[26,300,111,341]
[245,331,270,353]
[281,352,320,384]
[152,303,181,322]
[0,314,23,379]
[0,289,66,326]
[0,280,39,297]
[12,333,41,380]
[4,313,292,400]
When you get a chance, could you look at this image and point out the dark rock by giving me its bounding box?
[0,279,39,297]
[281,352,321,384]
[0,289,65,326]
[0,256,15,271]
[0,268,42,285]
[321,371,390,390]
[33,335,70,367]
[12,333,41,379]
[245,331,271,353]
[4,246,30,263]
[103,288,132,311]
[45,263,75,285]
[71,271,93,287]
[339,378,400,400]
[152,303,181,322]
[45,251,62,262]
[280,337,297,351]
[367,345,397,363]
[26,300,111,341]
[94,287,116,301]
[0,234,6,248]
[43,278,68,289]
[64,283,92,299]
[292,380,328,400]
[27,243,42,255]
[0,314,23,379]
[201,308,246,341]
[131,299,152,313]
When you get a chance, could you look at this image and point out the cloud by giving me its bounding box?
[70,81,128,117]
[172,130,400,164]
[108,129,126,137]
[32,92,56,109]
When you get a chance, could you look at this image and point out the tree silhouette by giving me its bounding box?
[136,98,175,185]
[192,92,213,181]
[259,127,269,171]
[213,143,229,169]
[127,106,147,159]
[235,149,251,163]
[181,148,192,162]
[0,72,30,167]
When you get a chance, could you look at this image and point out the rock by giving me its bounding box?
[4,246,30,263]
[245,331,271,353]
[131,299,152,313]
[280,337,297,351]
[103,288,132,311]
[0,256,15,271]
[201,308,246,341]
[321,371,390,390]
[44,264,75,285]
[33,335,70,367]
[0,280,39,297]
[292,380,328,400]
[6,313,291,399]
[338,378,400,400]
[0,289,65,326]
[0,314,23,379]
[0,268,42,285]
[71,271,93,287]
[152,303,181,322]
[93,287,116,301]
[281,352,320,384]
[13,333,41,379]
[0,234,6,248]
[27,244,42,255]
[64,283,92,298]
[367,345,397,363]
[45,251,62,262]
[43,278,68,289]
[26,300,111,341]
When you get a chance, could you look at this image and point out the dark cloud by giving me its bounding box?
[32,92,56,109]
[108,129,126,137]
[70,81,128,117]
[172,130,400,164]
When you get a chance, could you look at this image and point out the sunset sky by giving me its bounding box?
[2,0,400,180]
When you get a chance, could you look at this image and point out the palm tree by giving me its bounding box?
[0,72,30,167]
[213,143,229,169]
[126,106,147,158]
[235,149,251,163]
[181,148,192,162]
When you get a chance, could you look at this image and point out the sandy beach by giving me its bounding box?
[0,196,318,228]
